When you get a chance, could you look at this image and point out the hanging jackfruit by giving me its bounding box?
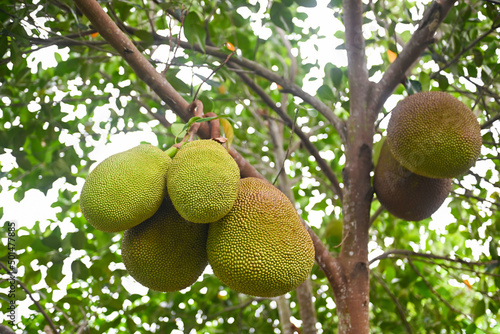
[374,139,452,221]
[80,144,170,232]
[167,139,240,224]
[207,177,315,297]
[121,198,209,292]
[387,91,482,178]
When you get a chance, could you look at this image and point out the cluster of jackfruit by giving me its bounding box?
[374,91,482,221]
[80,139,315,297]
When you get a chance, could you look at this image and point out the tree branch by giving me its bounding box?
[305,224,347,300]
[343,0,370,119]
[0,262,59,334]
[430,20,500,79]
[143,31,347,141]
[23,22,347,141]
[229,62,343,202]
[371,0,458,115]
[73,0,190,119]
[276,295,293,334]
[369,249,499,267]
[481,113,500,129]
[296,278,318,334]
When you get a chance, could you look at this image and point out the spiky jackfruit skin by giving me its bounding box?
[387,91,482,178]
[207,177,315,297]
[80,144,171,232]
[121,199,209,292]
[167,140,240,224]
[374,140,452,221]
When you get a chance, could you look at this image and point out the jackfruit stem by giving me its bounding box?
[183,100,204,142]
[203,112,221,139]
[165,146,179,158]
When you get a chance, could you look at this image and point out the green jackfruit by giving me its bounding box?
[387,91,482,178]
[374,140,452,221]
[121,198,209,292]
[80,144,170,232]
[207,177,315,297]
[167,139,240,224]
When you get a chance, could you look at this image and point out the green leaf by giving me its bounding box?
[165,70,191,94]
[419,71,430,92]
[295,0,317,7]
[270,2,294,32]
[133,29,154,45]
[328,0,342,8]
[126,315,138,332]
[25,269,42,286]
[330,66,343,88]
[466,323,477,334]
[384,266,396,283]
[46,262,64,285]
[437,75,449,90]
[71,260,89,281]
[99,315,122,332]
[317,84,336,102]
[472,299,486,319]
[183,12,206,51]
[405,79,422,94]
[70,230,87,250]
[41,226,62,250]
[0,36,8,59]
[171,122,187,138]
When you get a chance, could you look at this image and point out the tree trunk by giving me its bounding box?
[334,1,374,333]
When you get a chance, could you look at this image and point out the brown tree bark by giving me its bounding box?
[334,1,373,332]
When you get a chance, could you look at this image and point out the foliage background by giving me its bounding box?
[0,0,499,333]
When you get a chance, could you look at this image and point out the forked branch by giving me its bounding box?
[370,0,458,115]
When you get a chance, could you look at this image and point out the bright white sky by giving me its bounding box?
[0,0,498,328]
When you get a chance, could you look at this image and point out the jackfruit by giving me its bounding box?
[167,139,240,224]
[373,139,452,221]
[207,177,315,297]
[387,91,482,178]
[80,144,171,232]
[121,198,209,292]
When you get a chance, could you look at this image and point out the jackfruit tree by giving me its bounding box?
[0,1,499,334]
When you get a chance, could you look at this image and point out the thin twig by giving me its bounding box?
[369,205,385,227]
[130,96,172,128]
[431,21,500,79]
[272,108,299,186]
[192,51,234,102]
[369,249,499,267]
[331,230,349,249]
[0,262,59,333]
[371,0,458,116]
[228,61,343,203]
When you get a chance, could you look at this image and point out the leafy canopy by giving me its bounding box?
[0,0,499,333]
